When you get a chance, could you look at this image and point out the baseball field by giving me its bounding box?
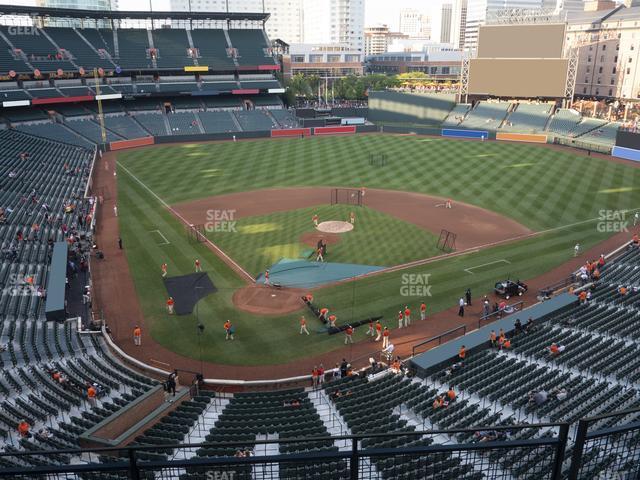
[113,134,640,366]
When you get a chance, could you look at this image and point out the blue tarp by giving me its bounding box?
[256,259,385,288]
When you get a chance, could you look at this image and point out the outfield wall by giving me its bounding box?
[442,128,489,140]
[612,145,640,162]
[496,132,547,143]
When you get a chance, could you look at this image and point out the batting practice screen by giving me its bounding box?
[331,188,363,206]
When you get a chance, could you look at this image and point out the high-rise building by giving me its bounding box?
[167,0,304,44]
[543,0,586,13]
[37,0,111,10]
[452,0,468,49]
[302,0,365,52]
[440,3,454,43]
[464,0,552,50]
[364,24,408,55]
[399,8,430,38]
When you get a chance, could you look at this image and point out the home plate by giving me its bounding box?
[271,294,276,297]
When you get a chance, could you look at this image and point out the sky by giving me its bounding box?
[0,0,437,28]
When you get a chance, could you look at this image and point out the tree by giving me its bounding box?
[396,71,431,88]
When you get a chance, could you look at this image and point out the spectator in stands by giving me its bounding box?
[340,359,348,377]
[446,386,456,402]
[433,395,444,409]
[501,338,511,350]
[633,233,640,247]
[458,345,466,362]
[514,319,523,335]
[525,318,535,333]
[87,384,97,406]
[619,286,628,296]
[18,420,31,438]
[579,290,587,304]
[333,363,341,379]
[489,330,497,347]
[529,390,548,406]
[553,388,568,401]
[36,428,52,441]
[166,374,176,398]
[549,343,565,356]
[443,362,463,379]
[311,366,319,389]
[318,364,325,386]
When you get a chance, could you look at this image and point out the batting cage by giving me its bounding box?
[369,153,388,167]
[186,224,206,243]
[437,229,457,252]
[331,188,363,206]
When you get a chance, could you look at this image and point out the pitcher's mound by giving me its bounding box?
[317,221,354,233]
[233,284,306,315]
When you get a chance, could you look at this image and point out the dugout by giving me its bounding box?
[45,241,68,322]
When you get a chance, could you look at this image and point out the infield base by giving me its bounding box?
[316,221,354,233]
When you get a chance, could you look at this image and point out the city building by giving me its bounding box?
[302,0,365,52]
[366,48,463,80]
[364,24,408,56]
[440,3,454,43]
[566,4,640,99]
[36,0,111,10]
[283,43,364,78]
[399,8,431,38]
[452,0,468,49]
[167,0,304,44]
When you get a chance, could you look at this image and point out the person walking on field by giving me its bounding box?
[195,259,201,272]
[375,320,382,341]
[300,316,310,335]
[113,204,118,217]
[404,306,411,327]
[328,314,337,328]
[458,298,465,317]
[349,211,355,225]
[133,325,142,346]
[445,199,452,209]
[398,311,403,329]
[166,297,175,314]
[311,366,319,389]
[344,325,354,344]
[224,320,234,341]
[161,263,167,278]
[574,243,580,257]
[420,302,427,321]
[316,246,324,262]
[382,327,390,349]
[264,269,270,285]
[318,364,325,385]
[465,288,472,306]
[312,214,319,227]
[366,319,375,337]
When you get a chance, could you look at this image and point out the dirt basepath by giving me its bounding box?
[93,143,640,382]
[172,187,533,251]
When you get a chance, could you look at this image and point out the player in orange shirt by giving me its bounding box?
[312,214,319,227]
[404,306,411,327]
[166,297,175,314]
[224,320,234,340]
[161,263,167,278]
[382,327,390,348]
[300,316,309,335]
[319,307,329,323]
[375,320,382,341]
[366,319,375,337]
[133,326,142,346]
[344,325,354,344]
[420,302,427,321]
[195,259,201,272]
[397,310,403,329]
[578,291,587,304]
[328,314,337,327]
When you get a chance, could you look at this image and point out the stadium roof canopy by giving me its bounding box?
[0,5,270,22]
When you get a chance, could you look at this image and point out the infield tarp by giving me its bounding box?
[256,259,385,288]
[163,272,217,315]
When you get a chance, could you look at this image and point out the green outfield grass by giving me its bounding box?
[116,134,640,366]
[208,204,441,276]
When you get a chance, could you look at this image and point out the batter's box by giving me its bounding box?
[149,229,170,246]
[464,259,511,275]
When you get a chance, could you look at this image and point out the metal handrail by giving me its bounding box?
[411,325,467,357]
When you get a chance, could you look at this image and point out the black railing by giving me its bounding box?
[0,423,567,480]
[478,300,525,329]
[411,324,467,357]
[1,408,639,479]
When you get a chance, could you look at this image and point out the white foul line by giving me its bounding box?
[117,161,254,284]
[464,259,511,275]
[149,229,170,245]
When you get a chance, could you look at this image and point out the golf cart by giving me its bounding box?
[494,279,528,299]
